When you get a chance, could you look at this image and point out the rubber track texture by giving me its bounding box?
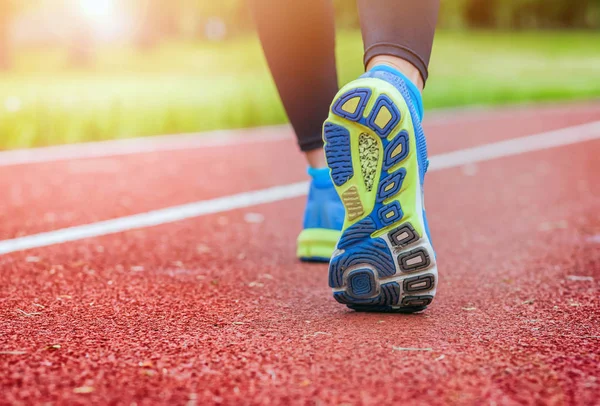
[0,104,599,404]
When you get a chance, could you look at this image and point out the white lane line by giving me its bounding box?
[0,182,309,255]
[429,120,600,170]
[0,126,290,167]
[0,120,599,256]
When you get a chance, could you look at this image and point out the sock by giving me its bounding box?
[308,167,333,188]
[368,64,424,122]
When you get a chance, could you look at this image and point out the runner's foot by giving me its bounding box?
[325,66,437,312]
[297,167,344,262]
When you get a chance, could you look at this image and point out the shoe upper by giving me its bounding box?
[361,66,429,185]
[303,167,345,231]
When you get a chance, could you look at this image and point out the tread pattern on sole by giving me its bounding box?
[347,269,377,298]
[383,130,410,171]
[366,95,401,137]
[341,186,364,221]
[331,88,371,121]
[358,133,379,192]
[334,282,400,306]
[403,274,435,292]
[401,295,433,307]
[377,169,406,203]
[377,201,403,226]
[398,248,431,272]
[324,122,353,186]
[337,218,377,250]
[329,237,396,288]
[388,223,420,248]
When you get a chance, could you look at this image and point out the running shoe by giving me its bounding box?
[297,167,344,262]
[324,65,437,312]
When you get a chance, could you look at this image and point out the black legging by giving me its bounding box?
[249,0,439,152]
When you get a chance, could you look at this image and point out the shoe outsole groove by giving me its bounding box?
[324,123,354,186]
[377,169,406,203]
[347,269,377,298]
[401,295,433,307]
[398,248,431,272]
[403,274,435,292]
[366,95,401,137]
[388,223,420,248]
[377,201,403,226]
[334,281,400,307]
[331,88,371,121]
[337,218,377,250]
[383,131,410,170]
[328,238,396,289]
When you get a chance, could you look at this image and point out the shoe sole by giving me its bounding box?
[324,78,437,313]
[297,228,341,262]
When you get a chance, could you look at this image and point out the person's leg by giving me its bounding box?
[325,0,440,312]
[248,0,338,167]
[359,0,439,91]
[249,0,344,261]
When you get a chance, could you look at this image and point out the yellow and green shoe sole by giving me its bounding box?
[297,228,340,262]
[324,77,437,312]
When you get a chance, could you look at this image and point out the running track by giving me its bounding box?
[1,103,599,405]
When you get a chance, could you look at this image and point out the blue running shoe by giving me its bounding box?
[297,167,344,262]
[324,65,437,312]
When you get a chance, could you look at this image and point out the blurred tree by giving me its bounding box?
[0,0,598,72]
[464,0,497,27]
[550,0,593,28]
[455,0,600,29]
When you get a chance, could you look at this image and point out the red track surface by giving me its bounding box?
[1,104,599,405]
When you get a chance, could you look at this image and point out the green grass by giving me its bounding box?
[1,31,599,150]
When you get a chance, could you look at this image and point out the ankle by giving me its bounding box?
[305,148,327,168]
[366,55,424,91]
